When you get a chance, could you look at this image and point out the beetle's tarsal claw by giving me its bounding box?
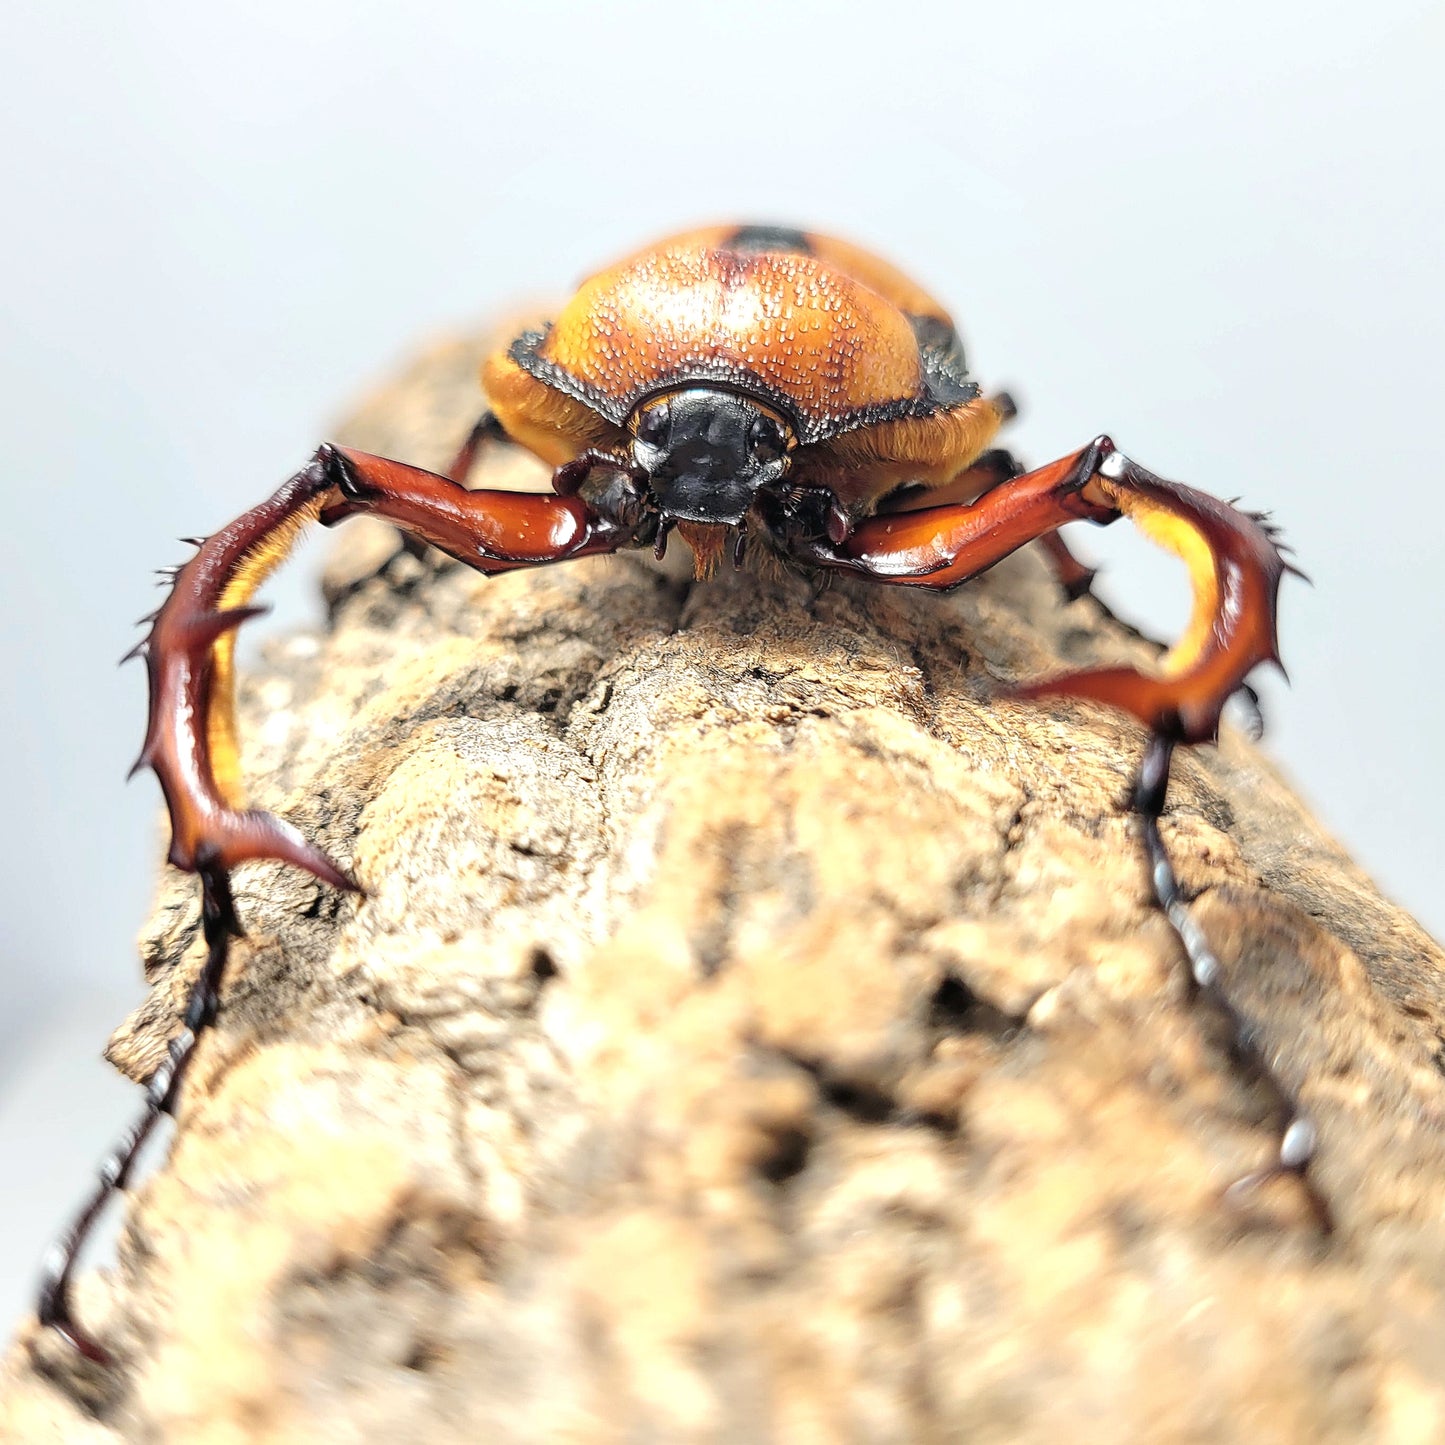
[1128,730,1333,1234]
[1223,1155,1335,1235]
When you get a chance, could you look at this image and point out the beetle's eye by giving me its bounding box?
[748,414,786,464]
[636,403,670,448]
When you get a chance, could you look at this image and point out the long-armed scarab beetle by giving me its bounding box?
[40,223,1317,1361]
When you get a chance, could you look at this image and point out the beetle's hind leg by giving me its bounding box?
[37,863,240,1364]
[1035,529,1099,602]
[1131,734,1331,1231]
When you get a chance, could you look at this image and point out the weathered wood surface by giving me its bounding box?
[6,333,1445,1444]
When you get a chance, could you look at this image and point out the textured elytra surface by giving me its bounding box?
[524,232,948,439]
[5,332,1445,1444]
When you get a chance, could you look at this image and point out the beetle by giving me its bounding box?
[39,223,1319,1362]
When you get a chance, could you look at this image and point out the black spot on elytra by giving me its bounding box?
[724,224,814,256]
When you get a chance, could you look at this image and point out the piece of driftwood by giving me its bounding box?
[6,333,1445,1444]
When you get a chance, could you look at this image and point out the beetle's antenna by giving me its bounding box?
[37,862,241,1364]
[1131,732,1331,1231]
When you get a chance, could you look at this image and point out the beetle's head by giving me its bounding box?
[629,388,793,527]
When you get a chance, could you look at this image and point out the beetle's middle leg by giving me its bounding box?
[444,408,509,485]
[795,436,1325,1226]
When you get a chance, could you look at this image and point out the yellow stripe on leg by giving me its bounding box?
[1107,487,1220,679]
[207,498,325,807]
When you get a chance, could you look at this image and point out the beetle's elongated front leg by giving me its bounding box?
[136,444,616,885]
[800,437,1323,1224]
[836,436,1294,743]
[880,447,1099,601]
[39,444,627,1361]
[394,409,511,559]
[131,452,354,887]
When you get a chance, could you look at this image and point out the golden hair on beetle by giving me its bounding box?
[676,521,731,579]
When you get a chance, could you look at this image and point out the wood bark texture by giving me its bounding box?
[5,332,1445,1445]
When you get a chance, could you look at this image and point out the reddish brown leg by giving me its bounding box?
[444,409,508,485]
[881,448,1099,600]
[883,449,1269,735]
[968,450,1268,731]
[801,436,1324,1224]
[1035,529,1099,602]
[835,436,1293,742]
[130,446,615,882]
[1133,735,1330,1230]
[39,444,628,1362]
[39,862,238,1363]
[396,410,511,560]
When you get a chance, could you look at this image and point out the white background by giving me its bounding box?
[1,0,1441,1330]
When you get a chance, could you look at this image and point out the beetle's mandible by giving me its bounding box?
[39,223,1317,1362]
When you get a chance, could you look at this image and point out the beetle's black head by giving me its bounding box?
[629,388,793,526]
